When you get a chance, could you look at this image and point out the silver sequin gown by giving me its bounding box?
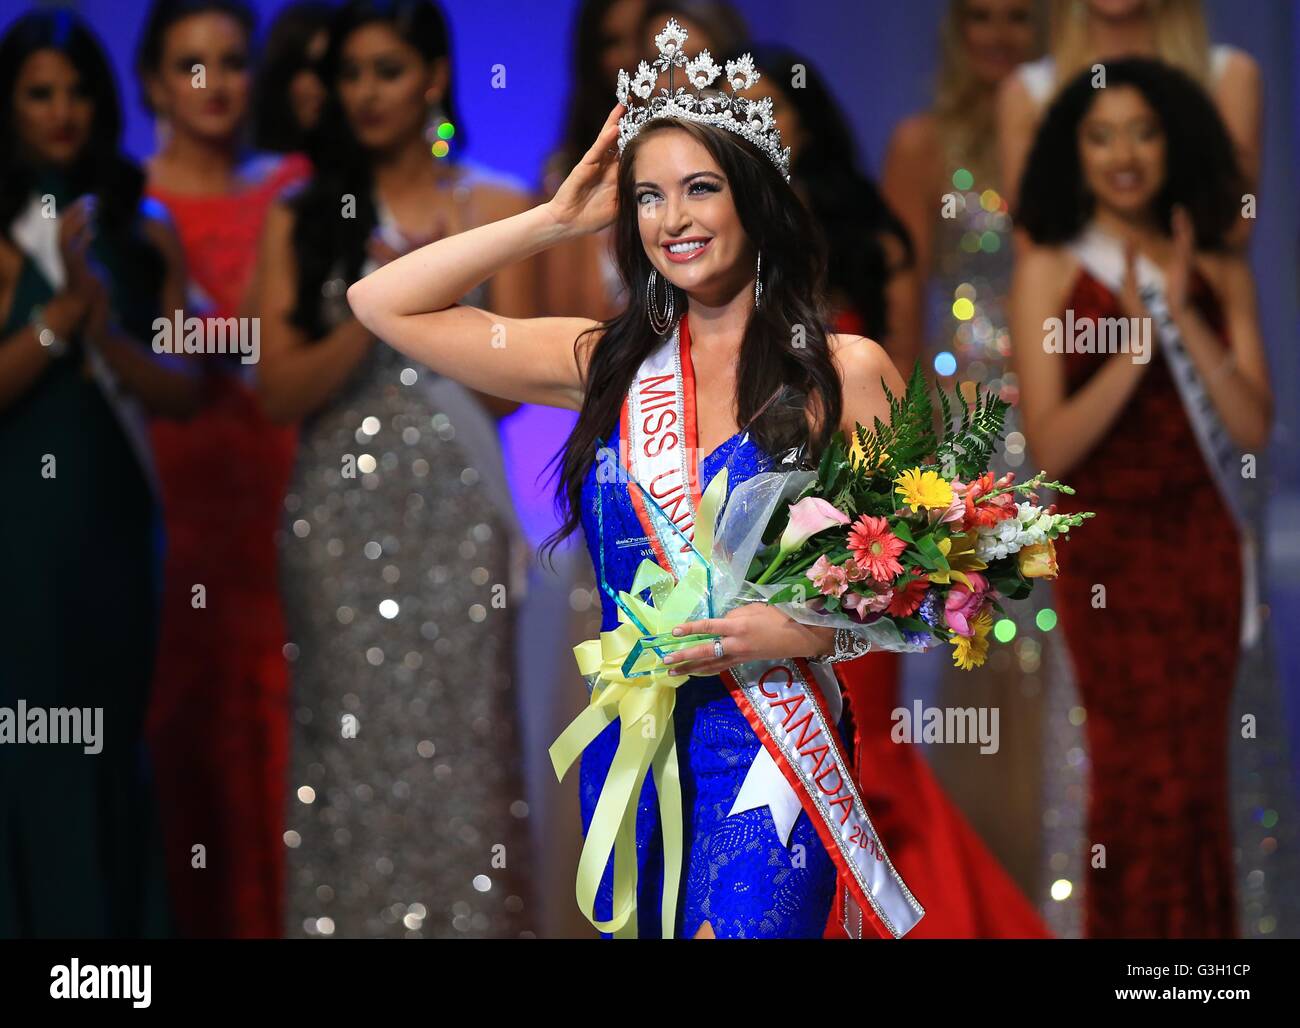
[278,266,535,938]
[919,160,1069,913]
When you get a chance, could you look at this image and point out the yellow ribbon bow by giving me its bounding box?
[549,467,729,938]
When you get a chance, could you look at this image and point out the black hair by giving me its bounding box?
[0,8,162,296]
[252,1,335,152]
[554,0,640,180]
[541,117,841,564]
[135,0,257,113]
[288,0,458,338]
[1017,57,1245,250]
[749,44,913,342]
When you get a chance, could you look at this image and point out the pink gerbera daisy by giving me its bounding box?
[846,515,906,584]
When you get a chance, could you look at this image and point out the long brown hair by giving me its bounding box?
[933,0,1047,185]
[1048,0,1211,95]
[541,118,843,563]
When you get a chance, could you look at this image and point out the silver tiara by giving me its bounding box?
[616,18,791,181]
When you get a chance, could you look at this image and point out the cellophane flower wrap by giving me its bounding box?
[715,364,1095,670]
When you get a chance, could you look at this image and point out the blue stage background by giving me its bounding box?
[3,0,1297,937]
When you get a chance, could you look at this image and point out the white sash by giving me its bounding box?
[620,316,924,938]
[1068,225,1260,648]
[10,194,161,499]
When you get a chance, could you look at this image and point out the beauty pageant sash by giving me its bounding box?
[10,193,162,498]
[618,315,924,939]
[1069,225,1261,648]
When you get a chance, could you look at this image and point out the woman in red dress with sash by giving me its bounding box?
[1011,59,1272,937]
[137,0,311,937]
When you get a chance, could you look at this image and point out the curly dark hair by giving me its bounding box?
[1017,57,1245,251]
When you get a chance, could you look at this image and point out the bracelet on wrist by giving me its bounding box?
[29,305,70,358]
[814,627,872,665]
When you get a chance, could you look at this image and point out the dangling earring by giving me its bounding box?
[753,252,764,310]
[647,268,676,335]
[424,95,453,160]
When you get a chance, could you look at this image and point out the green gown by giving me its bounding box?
[0,186,171,937]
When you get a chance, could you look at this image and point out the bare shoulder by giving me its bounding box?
[829,334,904,431]
[460,162,535,217]
[831,333,904,392]
[997,70,1035,115]
[886,112,939,160]
[1216,46,1260,93]
[1014,241,1079,298]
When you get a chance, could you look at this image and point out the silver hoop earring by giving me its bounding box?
[647,268,676,335]
[753,252,763,310]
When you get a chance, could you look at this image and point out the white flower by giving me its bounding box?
[655,18,688,58]
[630,61,657,100]
[726,54,758,92]
[685,50,721,89]
[975,501,1074,561]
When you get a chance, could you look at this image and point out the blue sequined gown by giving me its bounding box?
[578,421,839,938]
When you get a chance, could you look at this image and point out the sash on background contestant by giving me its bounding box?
[1068,226,1260,647]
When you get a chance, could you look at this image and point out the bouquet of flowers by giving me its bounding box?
[552,363,1094,940]
[737,365,1094,669]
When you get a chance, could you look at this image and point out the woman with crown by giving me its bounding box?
[348,18,924,939]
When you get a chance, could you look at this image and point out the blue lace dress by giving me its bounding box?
[577,421,840,938]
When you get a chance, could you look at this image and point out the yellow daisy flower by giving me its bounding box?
[950,607,994,670]
[894,467,954,510]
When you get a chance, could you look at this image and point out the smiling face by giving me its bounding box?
[1078,84,1166,218]
[631,125,754,305]
[147,12,251,142]
[12,49,94,166]
[337,22,441,154]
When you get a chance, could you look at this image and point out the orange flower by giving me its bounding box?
[886,569,929,617]
[958,472,1017,530]
[846,515,906,583]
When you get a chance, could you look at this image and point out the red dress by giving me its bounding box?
[1053,268,1239,938]
[144,154,310,937]
[823,310,1051,939]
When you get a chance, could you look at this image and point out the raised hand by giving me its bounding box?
[544,102,623,237]
[1165,204,1195,314]
[58,195,96,290]
[1116,238,1149,322]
